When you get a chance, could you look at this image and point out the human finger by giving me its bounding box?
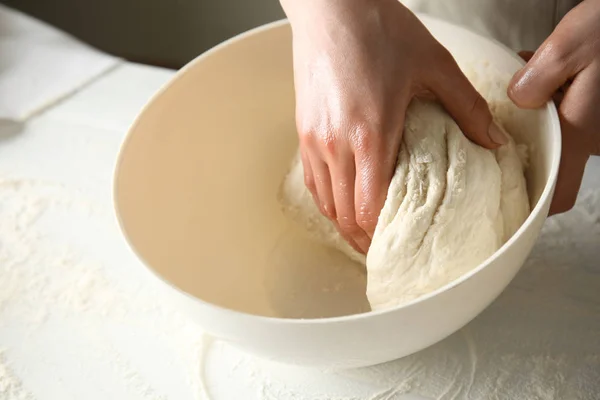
[329,149,371,253]
[427,50,506,148]
[549,64,600,214]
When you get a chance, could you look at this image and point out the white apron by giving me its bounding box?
[402,0,582,51]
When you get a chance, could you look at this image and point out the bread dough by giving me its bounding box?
[279,99,529,311]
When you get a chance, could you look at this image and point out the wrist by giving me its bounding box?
[281,0,387,28]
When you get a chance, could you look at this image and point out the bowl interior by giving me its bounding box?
[114,19,557,320]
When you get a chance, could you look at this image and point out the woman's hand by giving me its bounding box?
[281,0,505,253]
[508,0,600,215]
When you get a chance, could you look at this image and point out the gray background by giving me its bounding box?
[2,0,285,68]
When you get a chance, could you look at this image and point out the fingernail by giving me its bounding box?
[509,67,536,101]
[508,68,527,101]
[488,122,508,146]
[512,65,530,87]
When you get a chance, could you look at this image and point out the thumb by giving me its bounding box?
[508,45,574,109]
[428,53,506,149]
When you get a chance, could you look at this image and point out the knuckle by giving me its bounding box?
[303,127,338,155]
[338,217,362,235]
[304,173,316,192]
[468,93,488,115]
[356,210,378,231]
[321,203,336,219]
[298,128,315,145]
[542,39,572,69]
[465,95,492,132]
[353,130,374,153]
[352,125,383,156]
[356,198,380,230]
[320,132,338,155]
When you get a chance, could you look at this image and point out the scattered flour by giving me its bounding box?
[0,175,207,399]
[0,350,34,400]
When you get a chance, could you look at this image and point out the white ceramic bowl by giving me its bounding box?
[114,16,561,368]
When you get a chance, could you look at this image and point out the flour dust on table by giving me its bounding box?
[0,349,34,400]
[0,174,208,400]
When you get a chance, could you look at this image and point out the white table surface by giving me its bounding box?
[0,62,599,400]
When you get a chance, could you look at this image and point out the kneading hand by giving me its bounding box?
[509,0,600,215]
[281,0,506,253]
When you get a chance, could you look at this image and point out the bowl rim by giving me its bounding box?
[113,16,562,326]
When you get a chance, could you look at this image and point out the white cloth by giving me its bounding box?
[0,4,120,121]
[402,0,581,51]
